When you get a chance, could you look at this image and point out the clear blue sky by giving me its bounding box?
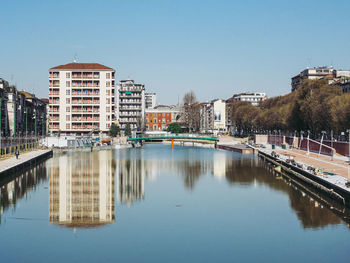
[1,0,350,104]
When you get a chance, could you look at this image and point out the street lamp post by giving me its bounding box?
[307,130,310,155]
[319,131,326,157]
[347,129,350,164]
[0,97,2,157]
[299,131,304,150]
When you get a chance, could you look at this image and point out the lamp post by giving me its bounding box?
[0,97,2,157]
[299,131,304,150]
[319,131,326,157]
[347,129,350,165]
[307,130,310,155]
[24,108,27,150]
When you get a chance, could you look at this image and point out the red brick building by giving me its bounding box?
[145,105,180,131]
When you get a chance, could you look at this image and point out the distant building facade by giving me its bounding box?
[199,99,226,134]
[0,78,47,137]
[232,92,266,106]
[291,66,350,92]
[145,105,180,131]
[145,92,157,109]
[117,79,145,131]
[48,62,116,136]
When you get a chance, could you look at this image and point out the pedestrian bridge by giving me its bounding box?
[127,135,219,144]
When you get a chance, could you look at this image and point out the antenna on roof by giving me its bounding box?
[73,53,78,63]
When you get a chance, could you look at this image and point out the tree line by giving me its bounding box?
[230,79,350,136]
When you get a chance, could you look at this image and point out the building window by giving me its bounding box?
[66,98,70,104]
[106,90,110,96]
[106,98,110,104]
[163,118,165,123]
[66,90,70,95]
[66,123,70,129]
[153,125,157,130]
[66,115,70,121]
[66,81,70,87]
[106,123,110,128]
[107,115,110,121]
[163,113,165,116]
[106,73,110,79]
[106,81,111,87]
[106,107,110,112]
[146,118,148,122]
[154,118,157,123]
[66,72,70,78]
[66,107,70,112]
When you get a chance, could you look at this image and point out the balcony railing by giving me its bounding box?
[72,100,100,105]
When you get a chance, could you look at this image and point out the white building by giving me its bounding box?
[145,92,157,109]
[117,79,145,130]
[200,99,226,134]
[48,62,115,136]
[232,92,266,106]
[291,67,350,92]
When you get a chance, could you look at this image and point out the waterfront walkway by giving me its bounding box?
[276,148,350,179]
[0,149,52,175]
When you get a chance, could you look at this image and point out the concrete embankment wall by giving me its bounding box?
[258,150,350,208]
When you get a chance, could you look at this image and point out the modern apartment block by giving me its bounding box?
[231,92,267,106]
[145,105,180,131]
[117,79,145,130]
[199,99,226,134]
[48,63,115,136]
[145,92,157,109]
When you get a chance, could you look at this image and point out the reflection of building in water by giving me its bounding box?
[213,151,227,180]
[0,163,47,223]
[117,158,145,205]
[49,151,115,228]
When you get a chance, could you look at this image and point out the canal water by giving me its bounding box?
[1,144,350,262]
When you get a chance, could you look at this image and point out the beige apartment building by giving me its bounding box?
[49,63,115,136]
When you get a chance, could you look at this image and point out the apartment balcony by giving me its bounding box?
[71,125,99,130]
[49,72,59,78]
[119,107,142,111]
[71,92,100,96]
[72,108,100,113]
[72,72,100,79]
[119,100,141,104]
[119,119,137,123]
[72,81,100,88]
[71,117,100,122]
[72,100,100,105]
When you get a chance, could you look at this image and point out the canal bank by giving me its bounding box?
[0,149,53,176]
[255,147,350,208]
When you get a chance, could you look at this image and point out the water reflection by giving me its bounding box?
[1,145,348,232]
[49,150,115,228]
[114,146,350,230]
[0,163,48,224]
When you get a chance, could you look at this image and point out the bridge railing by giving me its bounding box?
[136,133,217,139]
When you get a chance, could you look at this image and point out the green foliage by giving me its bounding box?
[230,79,347,135]
[109,123,120,137]
[125,123,132,137]
[167,123,181,133]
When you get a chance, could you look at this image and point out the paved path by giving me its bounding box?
[0,149,52,174]
[276,148,350,179]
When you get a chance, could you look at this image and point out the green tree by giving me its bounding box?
[125,123,132,137]
[109,123,120,137]
[167,123,181,133]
